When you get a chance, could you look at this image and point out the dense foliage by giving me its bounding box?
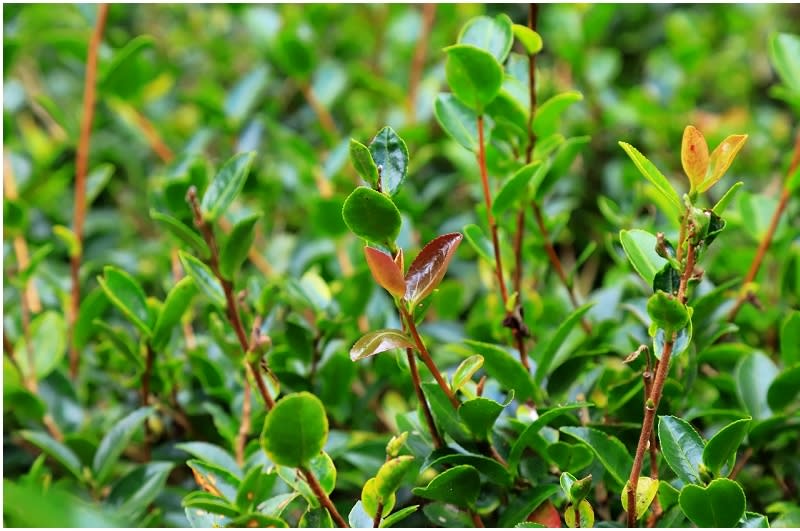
[3,4,800,528]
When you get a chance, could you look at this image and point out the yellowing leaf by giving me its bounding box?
[681,125,709,192]
[699,134,748,192]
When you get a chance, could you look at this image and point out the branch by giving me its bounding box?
[406,347,444,449]
[406,4,436,122]
[69,3,109,380]
[300,465,349,528]
[728,130,800,321]
[300,82,337,140]
[141,343,155,460]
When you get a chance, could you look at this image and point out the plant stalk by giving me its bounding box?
[406,348,444,449]
[300,466,349,528]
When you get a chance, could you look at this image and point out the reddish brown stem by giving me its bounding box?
[470,511,486,528]
[401,307,459,409]
[729,447,754,480]
[235,378,252,466]
[406,348,444,449]
[373,501,384,528]
[729,131,800,321]
[69,4,108,380]
[130,105,174,162]
[406,4,436,122]
[187,188,276,410]
[300,83,337,139]
[300,466,349,528]
[141,343,155,460]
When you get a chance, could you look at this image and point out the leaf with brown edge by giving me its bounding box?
[364,246,405,297]
[699,134,748,192]
[681,125,709,191]
[350,329,415,361]
[404,232,463,308]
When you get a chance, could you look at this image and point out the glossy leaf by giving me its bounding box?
[464,340,537,401]
[185,461,240,502]
[622,477,659,520]
[618,142,683,210]
[534,91,583,138]
[219,213,260,280]
[20,431,83,481]
[658,415,705,485]
[375,455,415,499]
[349,139,380,187]
[767,365,800,411]
[421,382,471,444]
[200,152,255,222]
[699,134,748,192]
[434,93,479,151]
[149,209,209,259]
[228,514,288,528]
[110,462,174,522]
[13,311,67,380]
[534,303,593,384]
[653,263,680,295]
[780,311,800,365]
[424,452,512,487]
[98,266,152,335]
[405,232,463,308]
[176,441,242,479]
[711,181,744,216]
[342,186,402,246]
[458,394,510,440]
[463,223,495,265]
[647,291,689,334]
[74,288,109,349]
[262,392,328,467]
[369,126,409,196]
[152,276,197,350]
[350,329,414,361]
[93,407,154,486]
[364,247,405,297]
[564,500,594,529]
[769,32,800,93]
[362,477,394,519]
[703,417,751,475]
[679,478,745,528]
[458,14,514,63]
[412,465,480,507]
[451,354,484,392]
[619,229,668,286]
[736,351,779,420]
[740,512,771,528]
[560,427,632,487]
[380,505,419,528]
[512,24,543,55]
[493,161,542,217]
[680,125,709,191]
[444,44,504,112]
[235,465,275,510]
[178,251,226,309]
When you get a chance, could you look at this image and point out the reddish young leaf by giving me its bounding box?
[364,247,406,297]
[681,125,709,191]
[528,500,562,528]
[350,329,415,361]
[700,134,748,192]
[404,232,463,308]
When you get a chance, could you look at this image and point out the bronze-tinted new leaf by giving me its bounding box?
[681,125,709,191]
[350,329,415,361]
[700,134,748,192]
[404,232,463,308]
[364,246,405,297]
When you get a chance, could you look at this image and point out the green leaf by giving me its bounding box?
[534,303,593,384]
[463,223,495,265]
[767,365,800,411]
[224,66,268,126]
[711,181,744,216]
[380,504,419,528]
[93,319,142,369]
[405,232,463,308]
[98,266,152,336]
[275,452,336,508]
[219,213,260,280]
[74,288,110,349]
[547,442,594,475]
[368,126,409,197]
[560,426,632,487]
[740,512,770,528]
[703,417,751,476]
[421,382,471,444]
[151,276,197,351]
[364,246,406,297]
[533,91,583,138]
[53,225,80,258]
[149,209,209,259]
[619,229,668,286]
[200,152,255,222]
[780,311,800,365]
[658,415,705,485]
[375,455,415,499]
[176,442,242,479]
[736,351,779,420]
[20,431,83,481]
[512,24,543,55]
[349,139,380,188]
[679,478,746,528]
[653,263,680,295]
[110,462,173,522]
[228,514,288,528]
[412,465,480,507]
[362,477,395,519]
[769,32,800,94]
[458,394,509,441]
[3,198,27,235]
[424,452,512,487]
[272,30,315,80]
[463,340,537,401]
[435,93,479,151]
[350,329,415,362]
[178,251,225,309]
[699,135,748,192]
[342,187,402,247]
[261,392,328,467]
[93,407,154,486]
[622,477,659,520]
[564,500,594,528]
[444,44,504,112]
[183,491,239,519]
[493,161,542,217]
[451,355,484,392]
[561,473,592,503]
[458,14,514,63]
[235,465,273,510]
[14,311,67,380]
[618,142,683,210]
[647,291,689,334]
